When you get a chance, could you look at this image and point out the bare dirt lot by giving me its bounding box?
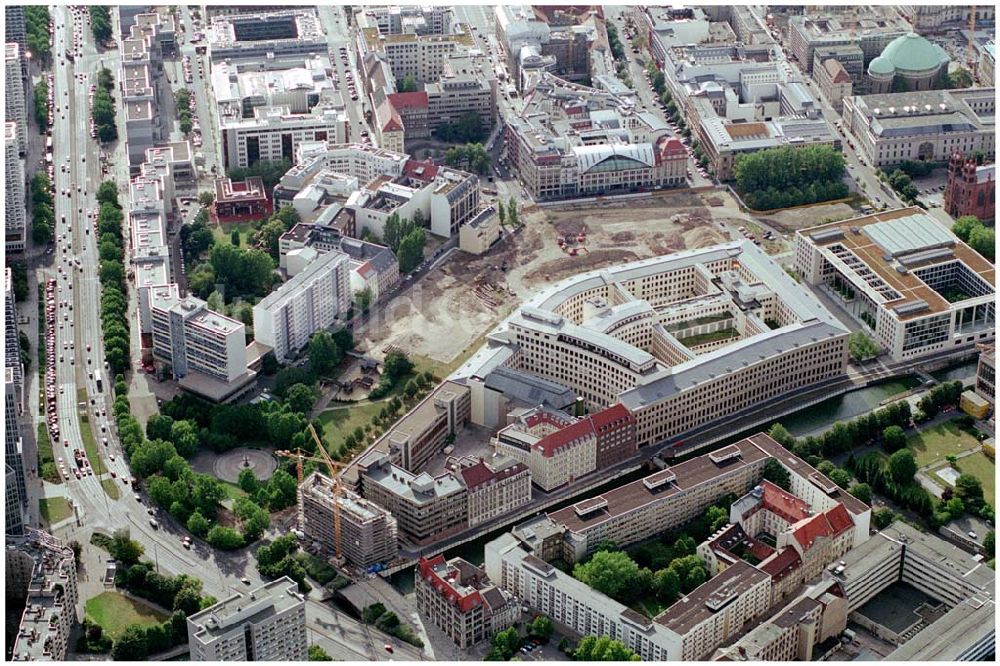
[356,189,771,369]
[756,201,858,232]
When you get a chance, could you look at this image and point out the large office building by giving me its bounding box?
[6,43,25,153]
[359,5,452,36]
[220,104,349,170]
[187,577,307,661]
[5,6,25,53]
[416,555,518,648]
[7,529,80,661]
[446,455,533,529]
[795,208,995,361]
[207,10,326,63]
[898,5,995,33]
[505,73,686,199]
[5,121,25,252]
[842,88,996,167]
[252,249,351,361]
[944,151,996,222]
[149,291,255,403]
[357,451,468,544]
[788,7,913,72]
[828,521,994,660]
[298,471,398,569]
[6,267,23,398]
[5,367,26,528]
[454,240,850,457]
[119,10,176,170]
[494,5,596,90]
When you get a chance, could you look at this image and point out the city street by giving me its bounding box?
[317,5,370,141]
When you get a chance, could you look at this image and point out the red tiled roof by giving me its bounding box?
[791,513,834,551]
[388,91,428,110]
[403,158,439,181]
[824,503,853,537]
[656,136,687,161]
[534,418,595,457]
[758,547,801,581]
[417,555,484,614]
[761,480,812,524]
[459,461,495,490]
[588,403,635,433]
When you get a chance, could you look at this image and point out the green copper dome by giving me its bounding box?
[867,56,895,77]
[877,32,950,74]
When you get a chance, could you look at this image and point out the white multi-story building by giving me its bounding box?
[359,5,452,36]
[796,208,995,361]
[6,529,80,661]
[5,122,25,252]
[6,267,23,398]
[207,10,326,63]
[220,104,349,170]
[252,249,351,361]
[5,7,25,53]
[788,7,913,71]
[6,43,25,153]
[5,367,26,530]
[149,292,254,402]
[187,577,307,661]
[842,88,996,167]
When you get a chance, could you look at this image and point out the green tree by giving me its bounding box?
[762,458,792,491]
[849,482,872,505]
[829,468,852,489]
[170,420,201,458]
[955,474,986,511]
[848,331,880,362]
[873,507,897,530]
[653,566,681,603]
[238,468,260,495]
[111,624,149,661]
[952,215,981,243]
[397,228,426,273]
[572,550,640,601]
[230,229,240,246]
[309,644,333,661]
[186,511,210,537]
[528,616,554,642]
[490,627,522,660]
[383,350,413,380]
[255,219,287,259]
[573,635,640,661]
[307,330,342,378]
[888,449,918,485]
[285,383,317,415]
[397,75,418,93]
[109,529,145,565]
[968,225,995,262]
[206,526,245,550]
[507,197,519,227]
[356,287,373,312]
[984,531,995,558]
[234,497,270,542]
[198,190,215,207]
[882,425,907,453]
[228,159,293,189]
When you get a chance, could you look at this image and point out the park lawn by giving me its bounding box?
[212,220,259,247]
[907,420,980,468]
[954,452,996,506]
[84,592,168,640]
[317,402,383,454]
[221,480,247,500]
[38,497,74,526]
[36,422,62,484]
[101,478,121,500]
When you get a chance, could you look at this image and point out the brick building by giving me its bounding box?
[944,151,996,222]
[213,176,272,222]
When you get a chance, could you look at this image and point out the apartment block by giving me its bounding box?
[252,249,351,361]
[6,43,25,153]
[7,529,79,661]
[188,577,307,661]
[446,456,532,528]
[150,292,255,403]
[416,555,517,648]
[298,471,398,569]
[5,7,26,53]
[714,580,848,661]
[6,464,23,536]
[944,152,995,222]
[5,122,25,252]
[842,88,995,168]
[358,452,468,544]
[796,208,995,361]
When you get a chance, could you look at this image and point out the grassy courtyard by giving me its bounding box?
[211,220,259,248]
[84,592,168,640]
[953,452,996,506]
[36,422,62,484]
[317,401,384,454]
[38,497,74,526]
[907,420,980,468]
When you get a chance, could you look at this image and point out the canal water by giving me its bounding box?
[386,364,975,594]
[930,359,978,384]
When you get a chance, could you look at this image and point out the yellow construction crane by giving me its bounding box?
[275,424,348,561]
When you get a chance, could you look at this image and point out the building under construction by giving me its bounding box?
[299,471,399,569]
